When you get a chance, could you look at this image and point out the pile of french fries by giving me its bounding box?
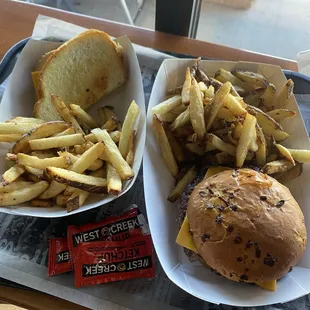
[152,59,310,202]
[0,96,139,212]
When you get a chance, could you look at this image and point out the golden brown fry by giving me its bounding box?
[0,134,22,143]
[46,167,107,193]
[50,95,84,134]
[56,194,69,207]
[233,122,243,139]
[53,127,75,137]
[2,165,25,185]
[92,129,134,180]
[69,104,98,128]
[247,106,289,141]
[206,133,236,156]
[185,143,205,156]
[214,68,251,91]
[13,121,71,154]
[244,88,265,107]
[165,126,185,164]
[261,83,276,110]
[275,144,295,165]
[236,113,257,167]
[287,149,310,163]
[0,181,49,206]
[119,100,140,158]
[182,67,191,104]
[256,125,267,167]
[152,95,182,115]
[275,79,294,109]
[101,117,119,132]
[248,127,258,152]
[206,82,231,131]
[66,188,90,212]
[266,109,296,121]
[224,94,247,116]
[106,162,122,195]
[31,199,54,208]
[171,107,190,131]
[152,115,178,178]
[24,165,44,178]
[232,70,268,88]
[0,123,40,134]
[17,153,69,169]
[168,166,197,202]
[29,134,85,150]
[126,131,135,167]
[189,78,206,140]
[217,108,236,122]
[263,160,294,174]
[0,181,32,193]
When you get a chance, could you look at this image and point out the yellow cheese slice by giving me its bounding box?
[176,216,198,253]
[31,71,41,101]
[177,168,277,291]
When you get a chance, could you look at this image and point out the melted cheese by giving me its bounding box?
[176,167,277,291]
[31,71,40,101]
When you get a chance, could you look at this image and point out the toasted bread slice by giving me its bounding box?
[34,30,126,120]
[35,50,55,71]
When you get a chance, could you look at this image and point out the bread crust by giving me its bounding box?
[187,168,307,283]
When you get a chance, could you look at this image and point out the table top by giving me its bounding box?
[1,0,297,71]
[0,1,300,309]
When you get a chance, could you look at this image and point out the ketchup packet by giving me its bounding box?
[68,207,148,263]
[48,238,73,276]
[74,235,155,287]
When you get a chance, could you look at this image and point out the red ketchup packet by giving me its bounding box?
[67,207,148,264]
[74,235,155,287]
[48,238,73,276]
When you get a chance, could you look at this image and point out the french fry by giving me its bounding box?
[206,133,236,156]
[29,134,85,151]
[186,143,205,156]
[24,165,44,178]
[205,143,216,152]
[0,181,32,193]
[157,112,177,123]
[2,165,25,185]
[53,127,75,137]
[206,82,231,131]
[74,142,93,155]
[231,70,268,88]
[45,167,107,193]
[266,153,278,163]
[50,95,84,134]
[152,95,182,115]
[287,149,310,163]
[263,160,294,174]
[56,194,69,207]
[224,94,247,116]
[171,108,190,131]
[0,123,40,134]
[247,106,289,141]
[274,163,303,184]
[101,117,119,132]
[152,115,178,177]
[236,113,257,167]
[256,125,267,167]
[0,181,49,206]
[266,109,296,121]
[165,126,185,163]
[275,79,294,109]
[30,151,57,159]
[69,104,98,128]
[85,131,121,144]
[215,152,234,165]
[17,153,69,169]
[168,166,197,202]
[119,100,140,158]
[214,68,251,91]
[31,199,54,208]
[275,144,295,165]
[261,83,276,110]
[92,128,134,180]
[244,88,265,107]
[182,67,191,104]
[0,134,22,142]
[106,162,122,195]
[126,131,135,167]
[217,108,236,122]
[13,121,71,154]
[66,188,90,212]
[248,128,258,152]
[233,122,243,139]
[89,168,106,178]
[98,106,116,126]
[6,117,45,124]
[189,78,206,139]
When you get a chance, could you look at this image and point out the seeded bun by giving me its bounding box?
[187,168,307,283]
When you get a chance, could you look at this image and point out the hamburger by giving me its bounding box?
[177,167,307,290]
